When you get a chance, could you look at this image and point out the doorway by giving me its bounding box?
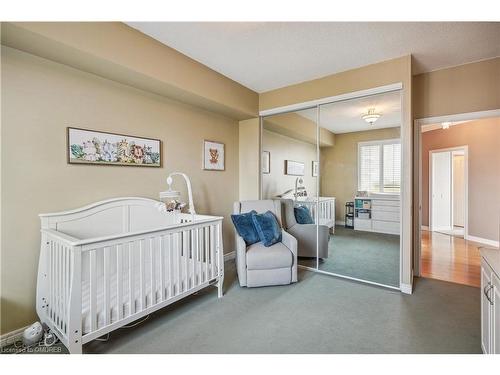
[414,110,500,287]
[429,146,468,238]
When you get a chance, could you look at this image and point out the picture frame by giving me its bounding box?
[67,127,161,167]
[203,140,225,171]
[262,151,270,174]
[285,160,305,176]
[312,161,319,177]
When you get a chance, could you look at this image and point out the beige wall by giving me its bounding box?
[1,22,259,120]
[321,127,401,222]
[262,130,317,199]
[238,118,261,200]
[1,46,240,334]
[421,118,500,242]
[413,57,500,119]
[264,113,335,147]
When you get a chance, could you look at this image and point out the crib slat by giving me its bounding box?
[177,232,182,293]
[117,244,123,320]
[128,242,135,315]
[159,236,165,302]
[139,240,145,310]
[204,227,209,283]
[210,225,216,279]
[63,246,68,333]
[150,238,156,306]
[66,245,71,334]
[54,243,58,327]
[198,228,202,285]
[183,231,188,292]
[191,229,196,288]
[89,250,97,332]
[50,242,54,321]
[169,234,174,298]
[57,243,62,329]
[103,246,111,326]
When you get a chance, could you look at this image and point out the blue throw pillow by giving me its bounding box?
[251,211,282,247]
[294,205,314,224]
[231,210,259,245]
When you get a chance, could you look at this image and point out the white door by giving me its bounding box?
[452,153,465,227]
[481,263,492,354]
[431,151,452,231]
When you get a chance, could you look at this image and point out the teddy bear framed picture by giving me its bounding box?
[203,140,225,171]
[67,127,161,167]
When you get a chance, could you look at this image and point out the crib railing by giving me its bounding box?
[38,219,223,353]
[296,197,335,228]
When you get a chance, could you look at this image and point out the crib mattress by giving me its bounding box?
[81,256,214,334]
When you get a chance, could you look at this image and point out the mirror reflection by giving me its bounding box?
[317,91,401,287]
[261,108,320,269]
[261,90,402,288]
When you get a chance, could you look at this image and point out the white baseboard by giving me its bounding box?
[224,251,235,262]
[335,220,345,226]
[466,235,499,248]
[421,225,429,231]
[400,283,413,295]
[0,324,29,348]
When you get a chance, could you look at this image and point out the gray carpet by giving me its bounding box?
[300,226,400,287]
[10,261,481,354]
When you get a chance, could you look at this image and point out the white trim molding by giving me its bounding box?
[224,251,236,262]
[259,83,402,117]
[400,283,413,295]
[466,235,499,248]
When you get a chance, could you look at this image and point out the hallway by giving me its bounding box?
[421,230,481,287]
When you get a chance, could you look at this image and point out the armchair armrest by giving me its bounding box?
[235,235,248,287]
[281,230,298,283]
[287,224,329,258]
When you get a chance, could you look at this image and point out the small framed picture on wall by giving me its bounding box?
[203,140,225,171]
[262,151,270,174]
[312,161,319,177]
[285,160,305,176]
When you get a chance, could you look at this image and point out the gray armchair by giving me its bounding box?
[280,199,330,259]
[233,200,298,287]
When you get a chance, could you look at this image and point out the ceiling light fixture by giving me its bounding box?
[362,108,381,125]
[442,121,452,129]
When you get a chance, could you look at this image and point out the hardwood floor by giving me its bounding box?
[421,230,481,287]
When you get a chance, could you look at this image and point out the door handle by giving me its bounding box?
[488,285,494,306]
[484,283,494,305]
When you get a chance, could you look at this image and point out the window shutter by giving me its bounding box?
[383,143,401,193]
[358,140,401,194]
[359,144,381,193]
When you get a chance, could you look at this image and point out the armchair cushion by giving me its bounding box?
[294,205,314,224]
[246,242,293,270]
[231,210,259,245]
[252,211,282,247]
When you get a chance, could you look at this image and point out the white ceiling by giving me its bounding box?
[127,22,500,92]
[298,91,401,134]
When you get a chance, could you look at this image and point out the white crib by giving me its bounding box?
[36,197,224,354]
[295,197,336,231]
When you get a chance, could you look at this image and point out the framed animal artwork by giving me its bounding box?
[67,127,161,167]
[203,140,225,171]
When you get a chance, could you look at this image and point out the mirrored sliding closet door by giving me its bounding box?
[318,90,402,288]
[261,107,319,269]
